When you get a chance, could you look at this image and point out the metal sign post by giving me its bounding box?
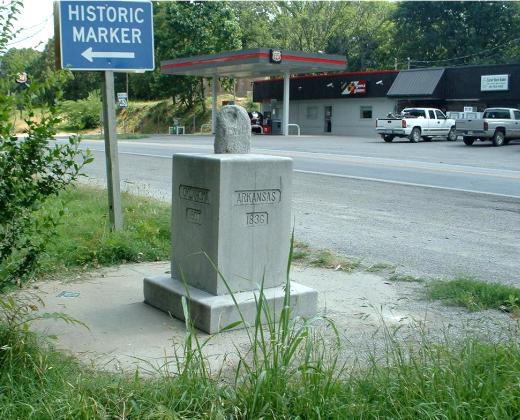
[56,0,155,231]
[102,71,123,230]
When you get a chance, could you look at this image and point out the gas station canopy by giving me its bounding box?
[160,48,347,78]
[160,48,347,135]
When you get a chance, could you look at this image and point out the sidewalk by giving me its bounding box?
[31,262,514,374]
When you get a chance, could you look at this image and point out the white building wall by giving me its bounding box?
[283,97,397,137]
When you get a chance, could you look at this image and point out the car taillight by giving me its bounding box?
[402,120,407,128]
[483,121,488,130]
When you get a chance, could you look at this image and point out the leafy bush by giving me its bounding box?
[61,90,102,130]
[0,2,92,291]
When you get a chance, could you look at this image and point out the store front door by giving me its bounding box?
[324,106,332,133]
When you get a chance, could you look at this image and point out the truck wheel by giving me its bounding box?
[447,127,457,141]
[382,135,394,143]
[463,137,474,146]
[492,130,505,147]
[409,127,421,143]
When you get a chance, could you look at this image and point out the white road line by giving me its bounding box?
[81,140,520,179]
[297,170,520,200]
[87,149,520,200]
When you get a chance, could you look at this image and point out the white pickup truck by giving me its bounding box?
[456,108,520,146]
[376,108,457,143]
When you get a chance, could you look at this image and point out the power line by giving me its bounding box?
[5,14,52,48]
[410,36,520,64]
[15,13,52,33]
[6,22,50,47]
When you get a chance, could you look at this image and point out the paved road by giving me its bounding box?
[68,134,520,284]
[70,134,520,198]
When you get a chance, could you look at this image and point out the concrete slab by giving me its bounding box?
[30,262,516,374]
[143,275,317,333]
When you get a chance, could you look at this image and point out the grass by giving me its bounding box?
[365,262,395,273]
[292,240,361,272]
[36,186,170,277]
[1,300,519,418]
[427,276,520,313]
[2,193,520,417]
[79,133,149,140]
[389,273,425,283]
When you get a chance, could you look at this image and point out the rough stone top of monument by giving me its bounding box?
[214,105,251,154]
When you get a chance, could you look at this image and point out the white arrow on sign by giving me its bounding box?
[81,47,135,63]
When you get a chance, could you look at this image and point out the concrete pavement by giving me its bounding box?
[31,262,515,373]
[70,134,520,198]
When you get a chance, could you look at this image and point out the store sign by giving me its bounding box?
[481,74,509,91]
[270,49,282,64]
[341,80,366,95]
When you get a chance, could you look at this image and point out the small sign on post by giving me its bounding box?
[117,92,128,108]
[55,0,154,231]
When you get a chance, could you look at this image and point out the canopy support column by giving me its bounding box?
[282,72,290,136]
[212,75,218,134]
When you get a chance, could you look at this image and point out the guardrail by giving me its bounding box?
[288,123,300,136]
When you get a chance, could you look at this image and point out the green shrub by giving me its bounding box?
[61,90,102,130]
[0,2,92,291]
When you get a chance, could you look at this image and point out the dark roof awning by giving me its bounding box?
[161,48,347,78]
[387,68,445,97]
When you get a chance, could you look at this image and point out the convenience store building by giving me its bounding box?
[252,62,520,137]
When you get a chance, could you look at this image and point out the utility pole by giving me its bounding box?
[407,57,411,70]
[101,71,123,231]
[394,57,398,70]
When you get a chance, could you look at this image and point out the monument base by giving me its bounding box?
[143,276,318,334]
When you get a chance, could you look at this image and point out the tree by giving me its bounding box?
[230,2,277,49]
[234,1,395,72]
[153,1,242,107]
[392,1,520,67]
[0,0,92,290]
[270,1,352,52]
[31,39,101,101]
[0,47,40,94]
[326,2,396,71]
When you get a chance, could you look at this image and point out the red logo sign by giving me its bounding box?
[341,80,366,95]
[270,49,282,63]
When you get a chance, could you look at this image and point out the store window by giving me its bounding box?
[360,106,372,119]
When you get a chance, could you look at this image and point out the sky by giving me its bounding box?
[6,0,55,51]
[6,0,170,52]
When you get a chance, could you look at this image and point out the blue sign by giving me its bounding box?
[58,0,154,71]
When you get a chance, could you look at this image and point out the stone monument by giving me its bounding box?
[143,105,318,333]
